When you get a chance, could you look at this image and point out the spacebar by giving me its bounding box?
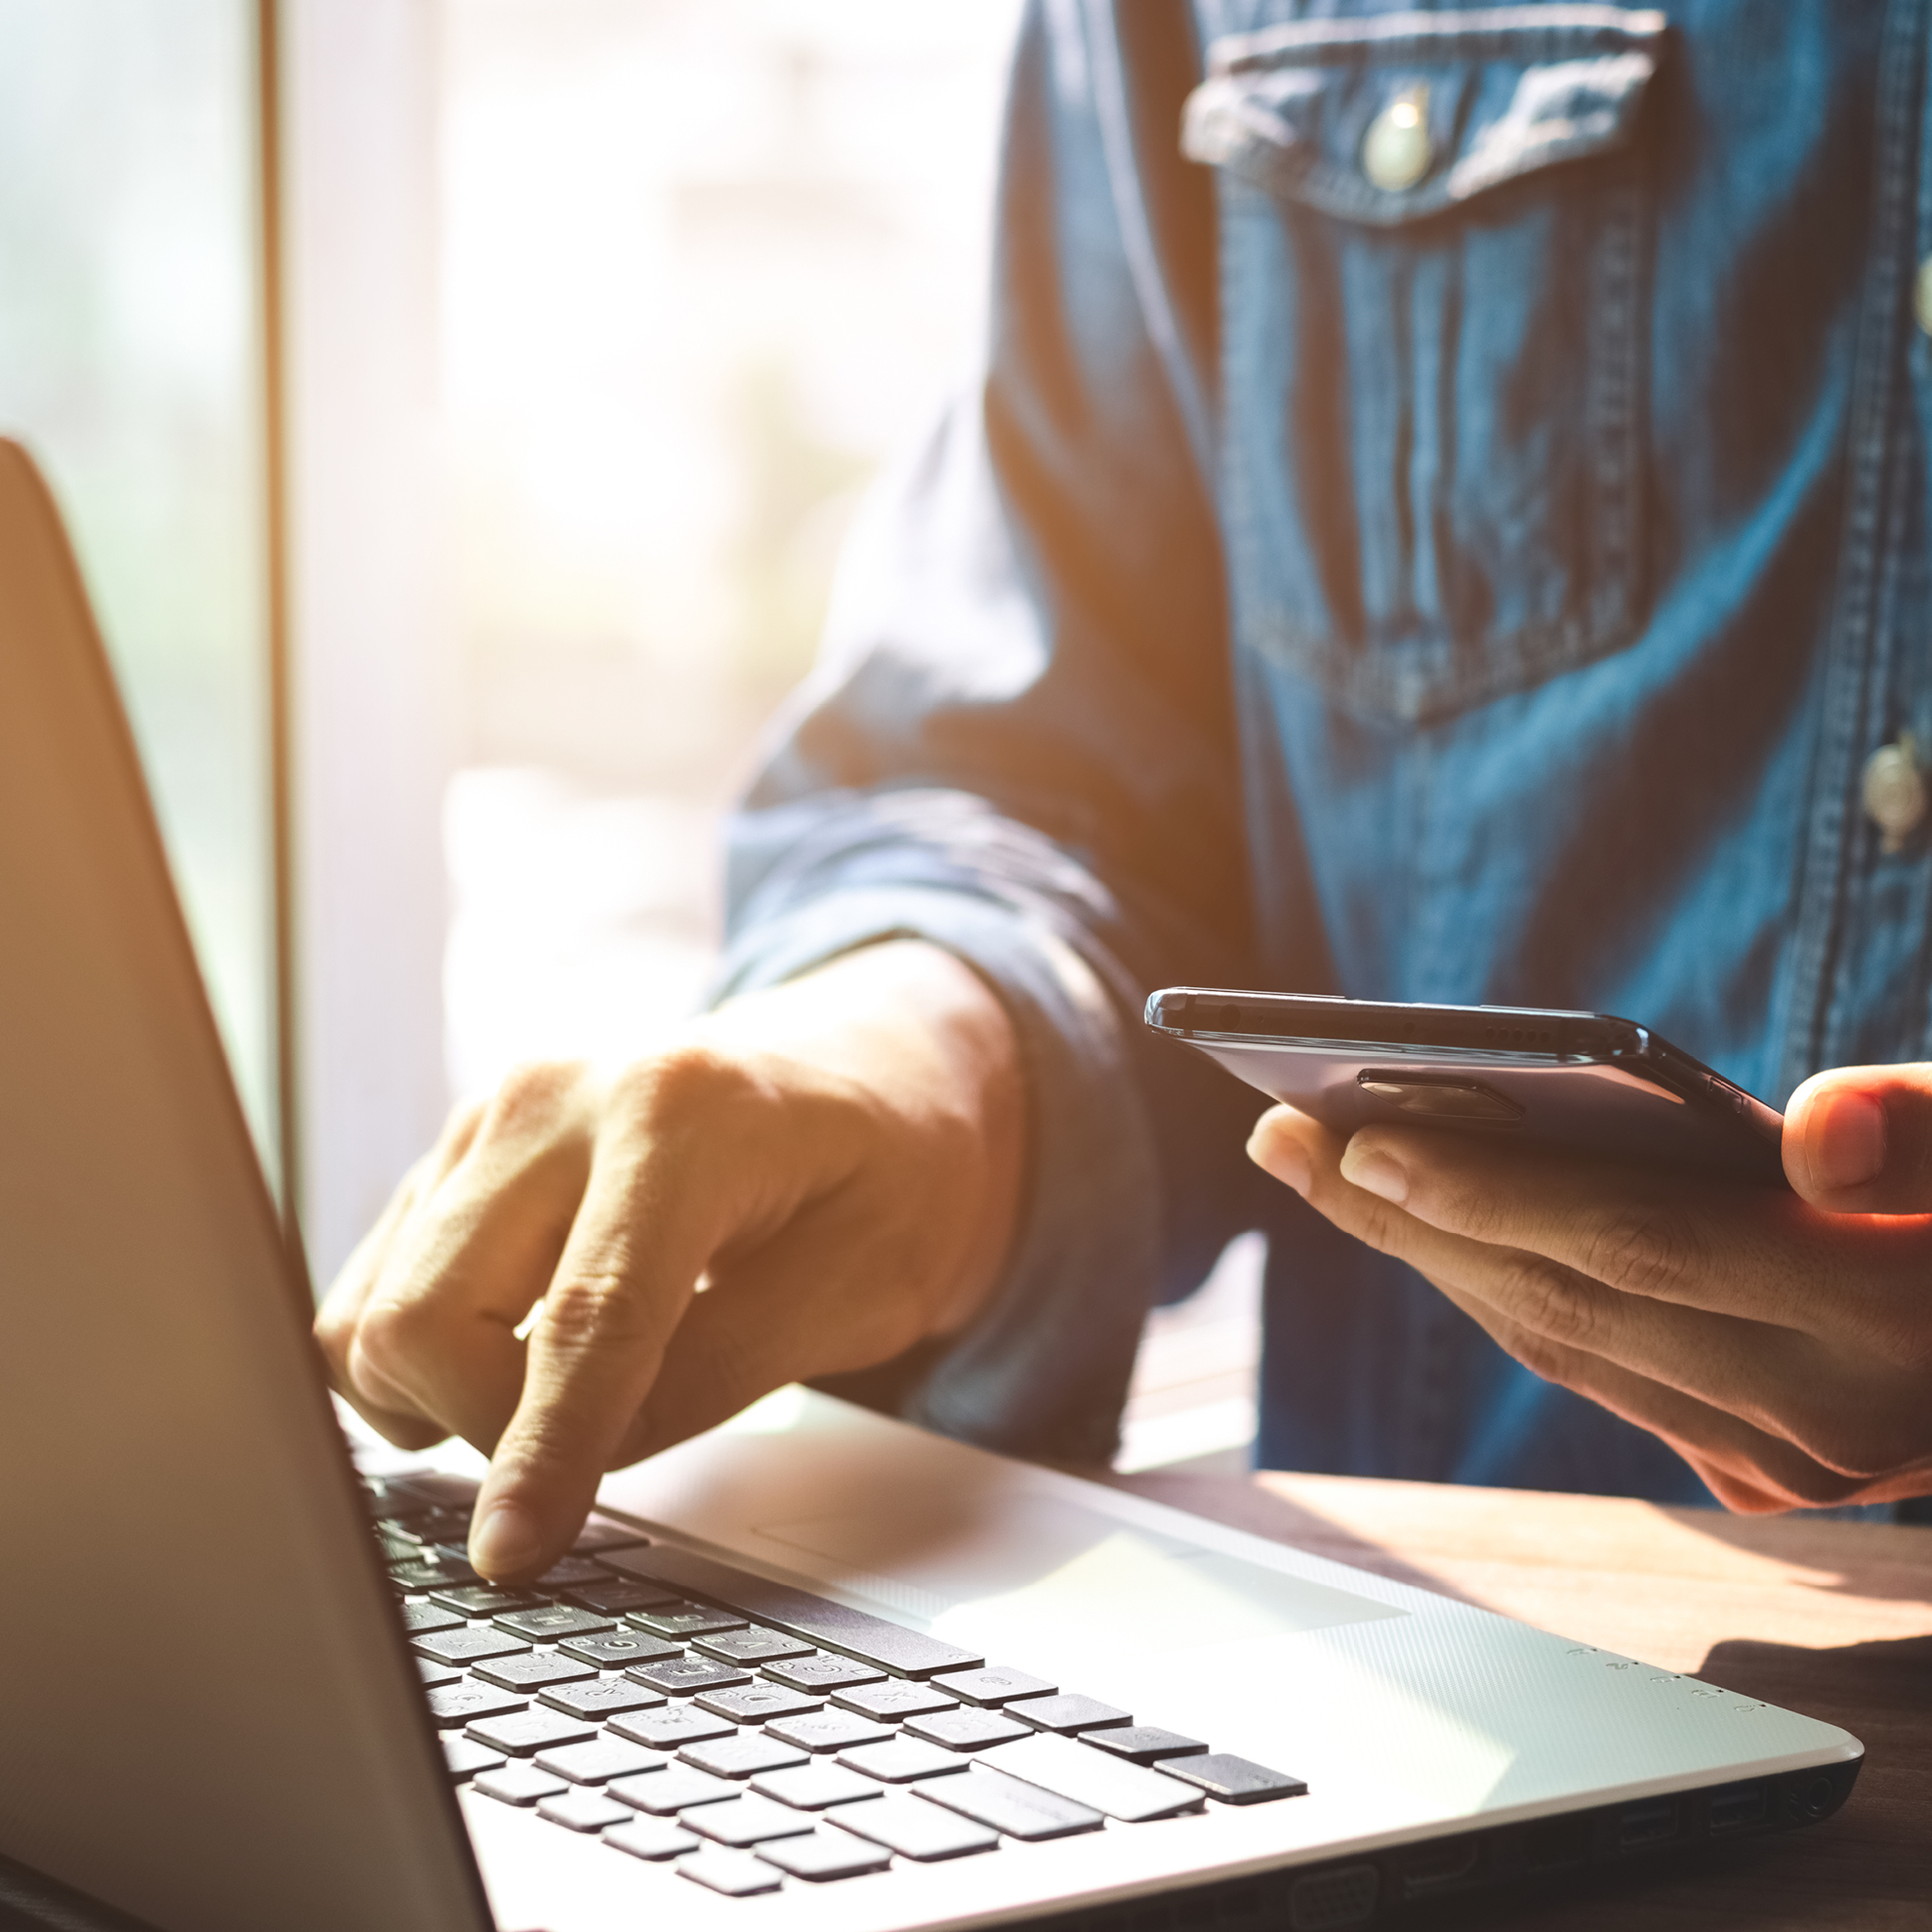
[600,1544,982,1680]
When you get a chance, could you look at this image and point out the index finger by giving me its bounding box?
[464,1113,721,1581]
[464,1049,853,1580]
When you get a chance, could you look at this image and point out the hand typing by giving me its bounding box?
[316,941,1023,1579]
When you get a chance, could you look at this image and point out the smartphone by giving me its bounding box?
[1144,988,1788,1185]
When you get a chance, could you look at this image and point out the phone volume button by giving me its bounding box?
[1705,1075,1746,1116]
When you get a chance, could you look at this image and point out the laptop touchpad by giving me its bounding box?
[757,1497,1404,1657]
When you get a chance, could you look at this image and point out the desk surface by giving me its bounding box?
[1114,1469,1932,1930]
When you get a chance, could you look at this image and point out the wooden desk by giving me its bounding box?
[1114,1470,1932,1929]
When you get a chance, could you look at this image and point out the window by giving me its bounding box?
[0,1,279,1179]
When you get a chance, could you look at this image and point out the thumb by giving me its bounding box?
[1784,1064,1932,1213]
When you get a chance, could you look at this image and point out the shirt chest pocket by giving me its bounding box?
[1186,6,1667,724]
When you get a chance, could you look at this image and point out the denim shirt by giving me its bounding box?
[720,1,1932,1504]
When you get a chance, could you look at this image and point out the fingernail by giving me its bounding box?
[1340,1142,1409,1205]
[1248,1117,1311,1194]
[1806,1089,1887,1190]
[470,1499,541,1580]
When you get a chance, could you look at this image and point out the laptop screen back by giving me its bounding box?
[0,441,489,1932]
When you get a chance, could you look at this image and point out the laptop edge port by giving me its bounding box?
[1522,1815,1590,1873]
[1396,1835,1481,1897]
[1706,1782,1768,1837]
[1617,1797,1680,1852]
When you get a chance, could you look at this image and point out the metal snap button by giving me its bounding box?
[1363,87,1433,192]
[1862,733,1925,851]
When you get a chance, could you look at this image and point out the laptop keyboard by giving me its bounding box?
[368,1468,1308,1899]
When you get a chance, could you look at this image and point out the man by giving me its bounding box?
[320,1,1932,1582]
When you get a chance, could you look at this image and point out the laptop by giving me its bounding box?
[0,434,1860,1932]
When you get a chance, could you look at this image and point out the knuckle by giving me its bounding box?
[1344,1194,1411,1259]
[485,1058,591,1134]
[539,1265,651,1355]
[436,1096,488,1154]
[313,1297,357,1367]
[1497,1253,1600,1351]
[1578,1202,1703,1298]
[348,1292,434,1382]
[1506,1324,1579,1387]
[611,1040,760,1128]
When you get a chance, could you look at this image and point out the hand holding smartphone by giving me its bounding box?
[1145,989,1786,1185]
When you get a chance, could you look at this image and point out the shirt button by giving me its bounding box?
[1916,256,1932,336]
[1862,734,1925,851]
[1363,89,1433,192]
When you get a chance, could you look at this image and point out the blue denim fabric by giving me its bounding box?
[720,1,1932,1505]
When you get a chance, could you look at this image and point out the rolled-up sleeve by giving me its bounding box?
[716,1,1264,1463]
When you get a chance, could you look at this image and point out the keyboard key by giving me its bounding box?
[536,1736,665,1785]
[609,1766,737,1815]
[1081,1725,1209,1765]
[610,1706,736,1750]
[831,1795,996,1862]
[904,1708,1030,1752]
[981,1733,1204,1822]
[931,1665,1056,1706]
[540,1678,664,1722]
[562,1630,679,1669]
[467,1708,598,1757]
[755,1827,892,1882]
[391,1554,477,1591]
[694,1684,821,1725]
[836,1740,969,1785]
[766,1710,894,1755]
[571,1516,651,1555]
[429,1583,545,1618]
[494,1604,615,1643]
[628,1599,750,1640]
[443,1736,505,1780]
[678,1849,783,1897]
[399,1472,481,1510]
[538,1788,633,1832]
[832,1681,958,1723]
[378,1526,425,1563]
[752,1764,882,1811]
[604,1818,698,1863]
[411,1627,530,1666]
[567,1578,679,1616]
[472,1653,598,1692]
[364,1473,429,1513]
[760,1655,886,1694]
[1004,1693,1130,1735]
[416,1659,462,1689]
[399,1601,466,1635]
[532,1556,619,1592]
[473,1763,568,1807]
[693,1628,815,1665]
[682,1793,815,1848]
[602,1545,983,1679]
[1158,1752,1308,1805]
[629,1656,752,1697]
[917,1764,1103,1841]
[679,1735,808,1781]
[396,1506,474,1546]
[426,1683,527,1729]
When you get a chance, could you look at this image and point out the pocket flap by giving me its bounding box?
[1183,6,1667,226]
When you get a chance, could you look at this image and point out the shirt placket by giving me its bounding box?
[1778,0,1932,1098]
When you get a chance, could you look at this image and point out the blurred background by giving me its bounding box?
[0,0,1256,1473]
